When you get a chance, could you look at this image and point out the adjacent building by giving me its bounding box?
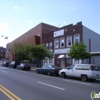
[6,23,58,61]
[42,22,100,68]
[0,47,6,60]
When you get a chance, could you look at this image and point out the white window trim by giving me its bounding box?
[46,43,48,47]
[49,42,52,49]
[66,36,72,47]
[74,34,80,43]
[60,37,65,48]
[54,39,59,49]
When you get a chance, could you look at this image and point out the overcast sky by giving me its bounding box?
[0,0,100,47]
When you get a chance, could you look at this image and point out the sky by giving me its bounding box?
[0,0,100,47]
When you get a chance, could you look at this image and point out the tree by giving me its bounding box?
[13,42,25,61]
[68,42,91,63]
[32,44,53,67]
[12,43,53,66]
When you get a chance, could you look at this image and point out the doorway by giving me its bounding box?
[60,59,65,69]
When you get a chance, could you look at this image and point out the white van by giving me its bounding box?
[59,64,100,82]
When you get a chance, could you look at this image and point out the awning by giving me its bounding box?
[58,55,65,58]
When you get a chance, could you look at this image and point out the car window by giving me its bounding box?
[75,65,83,70]
[42,65,46,69]
[82,65,90,70]
[91,65,100,71]
[46,65,53,69]
[20,63,24,66]
[67,65,74,69]
[11,61,15,64]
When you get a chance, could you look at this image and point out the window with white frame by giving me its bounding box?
[66,36,72,47]
[54,39,59,48]
[74,34,80,43]
[46,43,48,47]
[60,37,65,48]
[49,42,52,49]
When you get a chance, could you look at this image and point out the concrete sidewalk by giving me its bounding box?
[30,67,37,72]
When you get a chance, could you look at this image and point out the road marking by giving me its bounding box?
[0,84,21,100]
[37,81,65,90]
[0,88,15,100]
[1,70,7,73]
[63,79,91,85]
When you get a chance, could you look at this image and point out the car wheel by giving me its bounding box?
[48,72,51,76]
[81,75,88,82]
[61,72,66,78]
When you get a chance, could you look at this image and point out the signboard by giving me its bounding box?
[54,29,64,37]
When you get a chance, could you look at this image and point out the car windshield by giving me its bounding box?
[66,65,74,69]
[49,65,58,68]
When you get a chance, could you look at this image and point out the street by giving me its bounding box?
[0,66,100,100]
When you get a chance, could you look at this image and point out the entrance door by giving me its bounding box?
[60,59,65,69]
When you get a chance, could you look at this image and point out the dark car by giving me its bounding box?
[36,65,61,76]
[9,61,20,68]
[2,61,10,67]
[16,63,31,70]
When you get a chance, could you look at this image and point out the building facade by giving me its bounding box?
[42,22,100,68]
[6,23,58,61]
[0,47,6,60]
[6,21,100,67]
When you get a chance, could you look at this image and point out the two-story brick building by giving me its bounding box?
[42,22,100,68]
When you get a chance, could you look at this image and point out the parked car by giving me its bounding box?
[36,65,61,76]
[2,61,10,67]
[16,63,31,70]
[59,64,100,82]
[9,61,20,68]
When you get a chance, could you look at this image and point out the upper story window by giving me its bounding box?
[46,43,48,47]
[65,29,67,32]
[74,34,80,43]
[66,36,72,47]
[60,37,65,48]
[49,42,52,49]
[54,39,59,48]
[1,50,3,53]
[73,29,75,32]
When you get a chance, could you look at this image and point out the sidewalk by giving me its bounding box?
[30,67,37,72]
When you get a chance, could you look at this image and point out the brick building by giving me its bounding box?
[6,21,100,67]
[42,22,100,68]
[0,47,6,60]
[6,23,58,61]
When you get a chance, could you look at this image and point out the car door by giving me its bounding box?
[41,65,47,74]
[44,65,51,74]
[65,65,74,77]
[73,65,84,77]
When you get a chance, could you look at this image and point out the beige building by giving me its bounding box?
[6,23,58,61]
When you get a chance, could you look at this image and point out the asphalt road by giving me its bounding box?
[0,66,100,100]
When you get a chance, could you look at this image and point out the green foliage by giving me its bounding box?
[13,42,25,61]
[68,42,91,60]
[12,43,53,62]
[32,44,53,60]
